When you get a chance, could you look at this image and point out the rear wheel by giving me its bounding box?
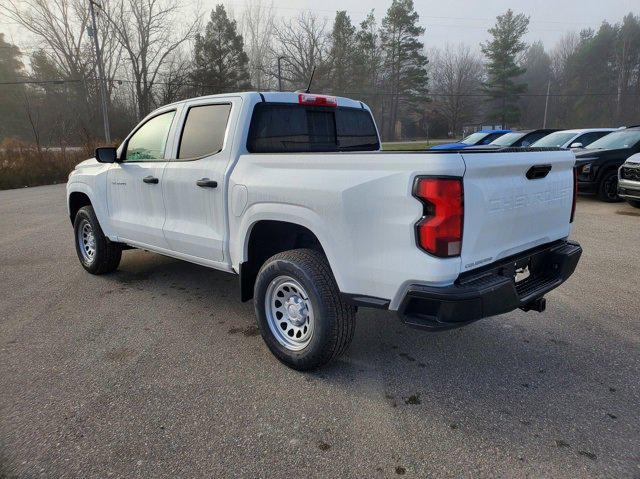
[626,199,640,209]
[73,205,122,274]
[597,170,622,202]
[254,249,356,370]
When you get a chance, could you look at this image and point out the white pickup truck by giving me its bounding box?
[67,92,582,370]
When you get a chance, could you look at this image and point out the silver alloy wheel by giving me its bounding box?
[77,219,96,264]
[265,275,314,351]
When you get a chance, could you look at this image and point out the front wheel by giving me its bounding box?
[597,170,622,202]
[73,205,122,274]
[254,249,356,371]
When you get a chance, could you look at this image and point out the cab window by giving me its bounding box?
[124,111,176,162]
[178,103,232,159]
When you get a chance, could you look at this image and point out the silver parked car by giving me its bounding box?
[530,128,616,149]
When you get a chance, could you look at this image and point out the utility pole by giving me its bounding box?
[543,79,551,128]
[88,0,111,143]
[277,56,285,92]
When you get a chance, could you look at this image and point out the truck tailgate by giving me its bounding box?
[460,149,575,272]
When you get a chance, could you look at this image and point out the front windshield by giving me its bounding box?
[460,132,487,145]
[531,132,576,148]
[489,132,526,146]
[587,130,640,150]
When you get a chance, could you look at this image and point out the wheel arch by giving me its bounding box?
[68,190,92,224]
[239,219,330,302]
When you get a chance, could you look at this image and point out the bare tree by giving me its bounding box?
[158,50,192,105]
[240,0,275,90]
[551,31,579,79]
[428,44,484,136]
[1,0,124,143]
[548,31,580,127]
[1,0,122,91]
[101,0,199,118]
[22,90,42,152]
[271,12,329,90]
[1,0,90,79]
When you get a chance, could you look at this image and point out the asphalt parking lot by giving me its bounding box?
[1,184,639,478]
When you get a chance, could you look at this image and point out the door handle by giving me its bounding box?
[196,178,218,188]
[143,175,159,184]
[526,164,552,180]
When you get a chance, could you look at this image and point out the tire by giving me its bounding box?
[253,248,356,371]
[73,205,122,274]
[597,170,623,202]
[627,199,640,209]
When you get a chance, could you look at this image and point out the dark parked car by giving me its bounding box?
[575,127,640,202]
[468,129,559,149]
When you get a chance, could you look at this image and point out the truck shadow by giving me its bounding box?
[104,249,636,466]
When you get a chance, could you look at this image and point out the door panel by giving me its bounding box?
[162,100,237,262]
[107,162,169,248]
[161,159,226,261]
[106,108,178,249]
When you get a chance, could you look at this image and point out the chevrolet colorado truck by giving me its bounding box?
[67,92,582,370]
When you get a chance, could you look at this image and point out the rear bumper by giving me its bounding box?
[398,240,582,330]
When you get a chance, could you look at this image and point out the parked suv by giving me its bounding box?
[618,153,640,208]
[575,127,640,202]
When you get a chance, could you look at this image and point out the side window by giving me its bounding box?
[178,103,232,159]
[125,111,175,162]
[577,132,608,147]
[521,133,546,146]
[480,133,500,145]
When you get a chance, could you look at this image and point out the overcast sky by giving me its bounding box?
[215,0,638,50]
[2,0,638,53]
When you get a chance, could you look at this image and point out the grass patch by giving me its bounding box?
[0,140,90,190]
[382,139,450,151]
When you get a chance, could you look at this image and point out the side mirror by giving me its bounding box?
[95,146,118,163]
[570,142,583,149]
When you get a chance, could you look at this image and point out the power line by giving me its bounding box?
[2,77,640,98]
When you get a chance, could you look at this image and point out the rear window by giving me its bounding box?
[247,103,379,153]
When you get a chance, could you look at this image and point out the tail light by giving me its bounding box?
[413,177,464,257]
[298,93,337,107]
[570,166,577,223]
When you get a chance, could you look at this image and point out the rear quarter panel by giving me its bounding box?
[229,152,465,308]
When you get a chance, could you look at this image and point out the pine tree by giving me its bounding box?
[0,33,26,140]
[353,11,382,111]
[328,11,357,95]
[481,9,530,127]
[191,5,251,95]
[379,0,428,140]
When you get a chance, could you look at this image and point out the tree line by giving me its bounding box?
[0,0,639,147]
